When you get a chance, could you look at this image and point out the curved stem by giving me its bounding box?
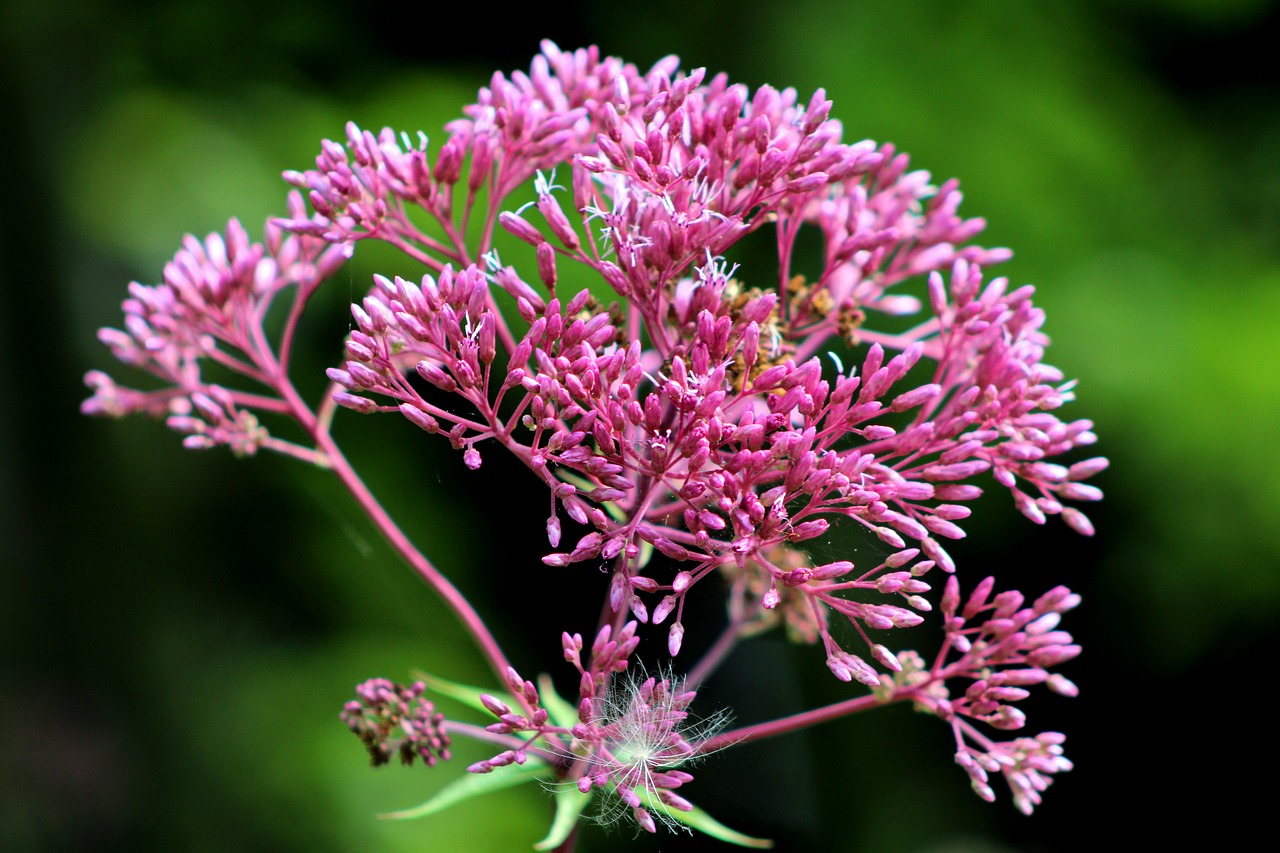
[315,428,516,684]
[258,334,516,687]
[275,280,314,373]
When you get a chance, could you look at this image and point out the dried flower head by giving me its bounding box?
[341,679,452,768]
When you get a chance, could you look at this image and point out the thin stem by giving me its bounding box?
[382,233,449,272]
[315,380,342,435]
[275,280,314,373]
[205,344,271,384]
[316,429,515,685]
[221,389,294,415]
[258,333,517,688]
[446,721,561,762]
[695,690,894,754]
[260,436,331,467]
[684,616,743,689]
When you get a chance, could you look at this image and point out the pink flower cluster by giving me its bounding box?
[917,576,1082,813]
[341,678,452,768]
[309,43,1102,683]
[86,41,1103,840]
[83,192,349,466]
[465,623,718,833]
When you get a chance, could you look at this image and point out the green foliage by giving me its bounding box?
[381,759,553,822]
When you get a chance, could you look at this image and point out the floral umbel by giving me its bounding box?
[85,42,1104,849]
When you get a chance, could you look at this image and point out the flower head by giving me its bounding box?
[340,678,452,768]
[82,193,348,455]
[300,41,1104,688]
[569,665,730,834]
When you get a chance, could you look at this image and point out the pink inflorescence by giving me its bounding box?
[83,192,348,455]
[85,41,1103,830]
[468,623,727,833]
[928,576,1083,813]
[341,678,452,768]
[304,42,1103,678]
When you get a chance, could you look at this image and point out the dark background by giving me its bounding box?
[4,0,1278,850]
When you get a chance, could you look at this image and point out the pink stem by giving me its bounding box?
[695,691,894,754]
[314,428,515,684]
[684,616,743,689]
[260,341,516,686]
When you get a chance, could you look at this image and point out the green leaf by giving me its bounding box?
[414,671,517,717]
[380,761,552,821]
[637,788,774,848]
[536,674,579,730]
[533,785,592,850]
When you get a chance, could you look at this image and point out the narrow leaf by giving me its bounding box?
[380,762,551,821]
[534,786,591,851]
[536,674,579,730]
[637,788,773,848]
[414,671,518,717]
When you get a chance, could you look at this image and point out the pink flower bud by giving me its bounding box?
[498,211,546,246]
[650,535,691,560]
[333,392,379,413]
[1046,674,1079,697]
[668,622,684,656]
[652,595,677,625]
[399,404,439,433]
[537,193,581,250]
[416,361,457,392]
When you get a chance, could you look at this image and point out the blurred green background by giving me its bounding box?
[3,0,1278,850]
